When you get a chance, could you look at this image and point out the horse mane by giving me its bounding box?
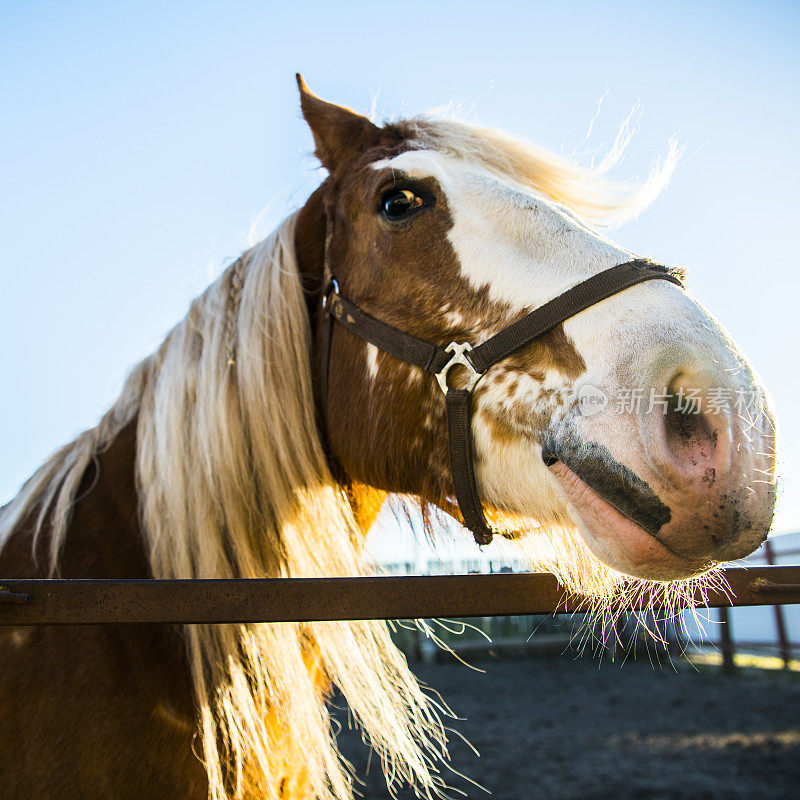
[0,113,692,799]
[0,214,449,800]
[402,116,681,226]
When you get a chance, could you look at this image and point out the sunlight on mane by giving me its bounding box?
[0,215,453,800]
[403,116,682,227]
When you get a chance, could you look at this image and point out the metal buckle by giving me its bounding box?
[321,278,340,310]
[435,342,482,394]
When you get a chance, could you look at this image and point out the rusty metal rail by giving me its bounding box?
[0,565,799,626]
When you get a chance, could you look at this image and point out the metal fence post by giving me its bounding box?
[718,605,736,675]
[764,540,792,668]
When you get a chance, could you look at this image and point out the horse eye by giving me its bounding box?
[380,189,425,221]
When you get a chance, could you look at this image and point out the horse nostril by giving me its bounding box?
[655,371,727,483]
[664,394,715,469]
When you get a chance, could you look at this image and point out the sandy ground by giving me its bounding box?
[333,654,800,800]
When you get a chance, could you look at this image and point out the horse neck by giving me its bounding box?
[0,420,149,579]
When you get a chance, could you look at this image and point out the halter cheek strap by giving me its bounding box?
[319,258,684,545]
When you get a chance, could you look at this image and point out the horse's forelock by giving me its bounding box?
[395,116,681,227]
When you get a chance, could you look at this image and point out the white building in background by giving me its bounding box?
[366,503,800,655]
[364,499,527,576]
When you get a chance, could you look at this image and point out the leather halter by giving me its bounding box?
[318,253,684,546]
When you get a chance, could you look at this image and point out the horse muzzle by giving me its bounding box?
[544,360,777,581]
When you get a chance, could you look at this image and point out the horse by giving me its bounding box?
[0,75,776,799]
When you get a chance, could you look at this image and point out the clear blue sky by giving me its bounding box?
[2,1,799,534]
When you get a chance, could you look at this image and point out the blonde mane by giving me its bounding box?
[405,117,681,226]
[0,116,692,800]
[1,215,450,800]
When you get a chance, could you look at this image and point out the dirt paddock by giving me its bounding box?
[334,654,800,800]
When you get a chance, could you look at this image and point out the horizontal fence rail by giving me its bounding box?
[1,565,800,625]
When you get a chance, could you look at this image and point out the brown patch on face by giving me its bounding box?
[476,376,562,450]
[299,130,586,511]
[504,324,586,380]
[295,83,593,513]
[319,149,492,504]
[478,407,517,445]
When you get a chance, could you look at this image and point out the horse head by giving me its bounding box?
[295,76,777,583]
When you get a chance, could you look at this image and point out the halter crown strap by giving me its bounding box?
[320,258,684,545]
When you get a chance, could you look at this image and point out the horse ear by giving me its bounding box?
[296,74,382,172]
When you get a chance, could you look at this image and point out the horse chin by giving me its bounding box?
[547,461,714,582]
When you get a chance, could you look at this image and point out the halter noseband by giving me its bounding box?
[318,250,684,546]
